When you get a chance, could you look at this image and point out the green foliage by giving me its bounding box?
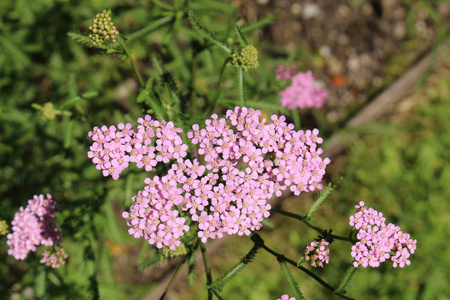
[308,182,338,220]
[336,265,357,294]
[188,10,231,54]
[207,244,260,292]
[279,260,304,300]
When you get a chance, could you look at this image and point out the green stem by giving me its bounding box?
[159,256,186,300]
[260,242,356,300]
[237,67,246,106]
[292,109,301,129]
[118,39,145,88]
[190,51,198,117]
[271,208,356,243]
[212,57,231,112]
[200,243,213,300]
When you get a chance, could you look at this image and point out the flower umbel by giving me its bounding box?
[232,45,259,71]
[279,71,328,109]
[304,239,330,267]
[95,107,331,250]
[349,201,417,268]
[6,194,65,264]
[89,9,119,46]
[275,62,297,81]
[40,247,69,268]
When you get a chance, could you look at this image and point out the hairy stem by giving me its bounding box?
[200,243,213,300]
[271,208,356,243]
[292,109,301,129]
[237,68,246,106]
[159,256,186,300]
[118,39,145,88]
[254,236,356,300]
[212,57,231,112]
[189,51,198,117]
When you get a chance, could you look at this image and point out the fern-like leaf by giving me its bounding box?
[308,182,337,219]
[138,253,165,271]
[68,31,127,59]
[207,244,260,290]
[188,10,231,54]
[241,13,278,33]
[279,260,305,300]
[68,31,92,47]
[234,25,248,47]
[336,265,357,294]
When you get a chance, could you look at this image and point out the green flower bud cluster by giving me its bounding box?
[0,220,8,236]
[161,244,187,258]
[88,9,119,46]
[42,102,56,120]
[232,45,259,71]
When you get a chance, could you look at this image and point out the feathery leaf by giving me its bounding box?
[337,264,357,294]
[308,182,337,219]
[279,259,304,300]
[188,10,231,54]
[207,244,260,290]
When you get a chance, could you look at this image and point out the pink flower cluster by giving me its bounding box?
[349,201,417,268]
[7,194,67,267]
[277,295,296,300]
[40,248,68,268]
[279,71,328,109]
[89,107,330,250]
[88,117,187,180]
[275,62,297,81]
[304,239,330,267]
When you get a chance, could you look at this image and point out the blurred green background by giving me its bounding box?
[0,0,449,299]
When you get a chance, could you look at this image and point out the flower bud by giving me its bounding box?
[232,45,259,71]
[89,9,119,46]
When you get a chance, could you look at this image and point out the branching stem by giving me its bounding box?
[251,234,356,300]
[271,208,357,243]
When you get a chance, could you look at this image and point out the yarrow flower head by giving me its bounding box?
[279,71,328,109]
[89,107,330,251]
[232,45,259,71]
[40,248,68,269]
[6,194,68,268]
[304,239,330,267]
[89,9,119,46]
[87,117,187,180]
[349,201,417,268]
[277,295,296,300]
[275,62,297,81]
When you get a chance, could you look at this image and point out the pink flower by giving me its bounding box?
[7,194,66,266]
[275,62,297,81]
[349,201,417,268]
[93,107,330,250]
[40,248,68,268]
[277,295,296,300]
[304,239,330,267]
[279,71,328,109]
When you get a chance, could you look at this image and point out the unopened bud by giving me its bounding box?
[232,45,259,71]
[89,9,119,46]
